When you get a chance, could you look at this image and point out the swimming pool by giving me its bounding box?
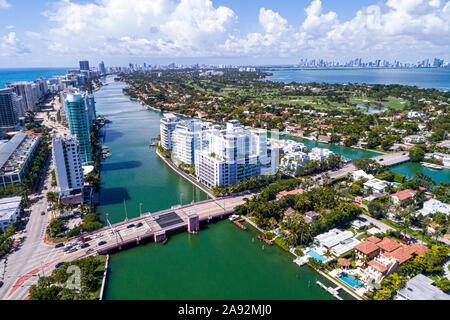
[306,250,327,262]
[339,272,363,288]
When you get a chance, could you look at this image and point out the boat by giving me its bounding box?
[228,214,239,221]
[421,162,443,170]
[293,256,308,266]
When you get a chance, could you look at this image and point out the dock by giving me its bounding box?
[232,218,247,230]
[316,281,343,300]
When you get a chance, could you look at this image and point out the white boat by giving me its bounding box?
[293,256,309,266]
[229,214,239,221]
[421,162,443,170]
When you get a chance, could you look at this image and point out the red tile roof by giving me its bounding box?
[355,240,379,256]
[377,237,401,252]
[410,243,429,256]
[390,189,417,201]
[384,246,413,265]
[368,260,388,273]
[366,236,382,244]
[338,258,350,267]
[276,188,305,199]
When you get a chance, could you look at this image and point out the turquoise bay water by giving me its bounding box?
[265,68,450,91]
[0,68,70,89]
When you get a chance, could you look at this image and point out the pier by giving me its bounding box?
[232,218,247,230]
[315,281,343,300]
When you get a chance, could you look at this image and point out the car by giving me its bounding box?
[55,243,64,248]
[80,243,90,248]
[126,224,135,228]
[0,281,3,288]
[379,158,384,161]
[98,241,107,246]
[55,262,63,268]
[145,229,152,234]
[68,248,77,253]
[136,222,143,228]
[62,246,71,252]
[81,237,91,242]
[85,248,94,254]
[41,211,45,216]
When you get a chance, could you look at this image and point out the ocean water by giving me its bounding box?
[264,67,450,91]
[0,68,70,88]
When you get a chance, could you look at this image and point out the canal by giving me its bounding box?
[95,76,353,300]
[284,136,449,184]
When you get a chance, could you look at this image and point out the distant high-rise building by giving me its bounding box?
[52,135,84,204]
[433,58,444,68]
[98,61,106,74]
[79,60,90,71]
[64,92,92,165]
[6,81,36,111]
[0,88,21,131]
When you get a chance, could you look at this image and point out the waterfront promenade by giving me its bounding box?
[156,150,216,199]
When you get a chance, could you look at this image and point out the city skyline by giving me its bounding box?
[1,0,450,67]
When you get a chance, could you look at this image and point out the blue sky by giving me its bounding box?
[1,0,449,67]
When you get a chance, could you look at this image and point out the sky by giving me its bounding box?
[0,0,450,67]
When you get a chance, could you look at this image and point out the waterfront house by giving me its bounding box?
[355,238,380,260]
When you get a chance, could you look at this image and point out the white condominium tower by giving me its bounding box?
[160,113,182,150]
[194,120,277,187]
[171,119,203,165]
[52,135,85,204]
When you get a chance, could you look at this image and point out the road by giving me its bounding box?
[0,95,72,300]
[0,155,59,300]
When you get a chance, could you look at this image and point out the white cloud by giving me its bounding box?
[1,32,31,56]
[6,25,15,29]
[0,0,11,9]
[224,0,450,60]
[30,0,450,61]
[42,0,236,57]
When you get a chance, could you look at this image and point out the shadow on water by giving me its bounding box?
[104,129,124,143]
[101,161,143,171]
[99,187,131,205]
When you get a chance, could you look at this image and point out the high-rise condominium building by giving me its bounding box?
[194,120,276,187]
[0,88,23,131]
[6,81,36,111]
[79,60,90,71]
[52,135,84,204]
[64,92,92,166]
[172,120,203,165]
[160,113,182,150]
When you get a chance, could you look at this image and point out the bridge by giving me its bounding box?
[318,151,410,180]
[94,195,248,254]
[5,194,250,299]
